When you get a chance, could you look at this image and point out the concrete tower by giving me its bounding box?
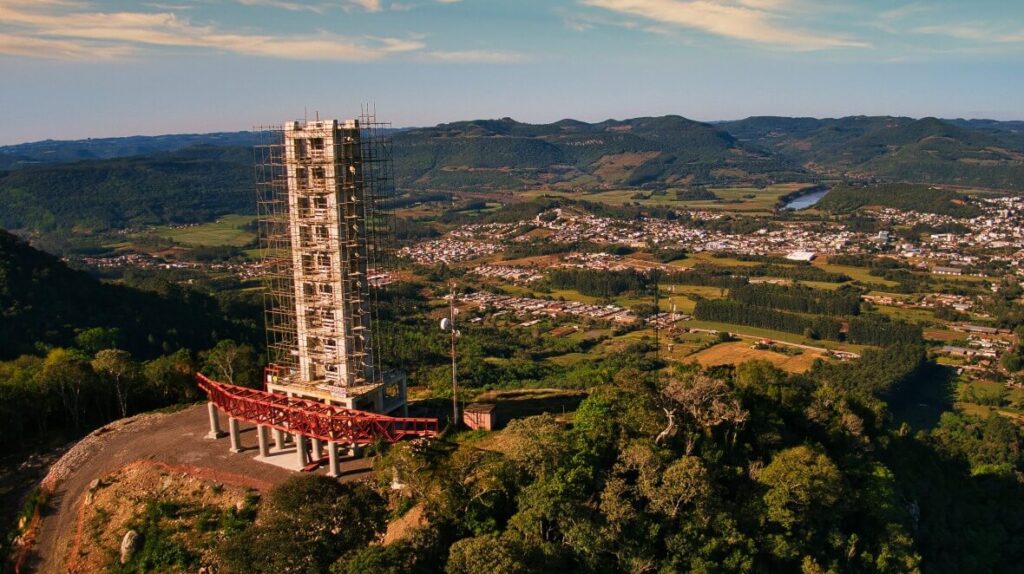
[283,119,372,389]
[259,115,406,414]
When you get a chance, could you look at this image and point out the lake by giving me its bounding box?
[784,188,830,210]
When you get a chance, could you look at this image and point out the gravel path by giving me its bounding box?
[25,404,373,574]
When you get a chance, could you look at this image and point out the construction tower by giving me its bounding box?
[255,114,405,414]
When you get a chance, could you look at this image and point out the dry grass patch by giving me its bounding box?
[685,341,825,373]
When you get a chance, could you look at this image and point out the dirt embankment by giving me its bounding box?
[21,404,364,574]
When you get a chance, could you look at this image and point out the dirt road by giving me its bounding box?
[24,404,372,574]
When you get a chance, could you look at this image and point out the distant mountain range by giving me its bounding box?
[1,115,1022,234]
[393,116,807,190]
[719,116,1024,190]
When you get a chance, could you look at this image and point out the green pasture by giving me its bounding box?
[156,214,256,247]
[523,183,805,213]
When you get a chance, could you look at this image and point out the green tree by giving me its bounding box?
[37,348,96,432]
[201,339,259,387]
[644,455,711,519]
[92,348,140,418]
[74,327,121,355]
[1001,351,1022,373]
[759,446,843,530]
[446,534,530,574]
[219,476,386,574]
[143,349,199,403]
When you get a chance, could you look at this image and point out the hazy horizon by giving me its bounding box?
[3,111,1024,148]
[2,0,1023,145]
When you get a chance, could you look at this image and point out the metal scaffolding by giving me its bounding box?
[254,111,397,404]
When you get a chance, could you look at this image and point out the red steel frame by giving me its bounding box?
[197,373,438,445]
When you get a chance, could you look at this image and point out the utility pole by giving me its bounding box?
[445,280,459,427]
[652,269,661,360]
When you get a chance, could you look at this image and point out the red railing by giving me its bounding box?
[197,373,438,445]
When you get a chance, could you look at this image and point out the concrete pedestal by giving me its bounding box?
[295,434,309,467]
[205,402,227,439]
[228,418,242,453]
[273,428,285,450]
[311,438,323,462]
[257,425,270,457]
[327,441,341,478]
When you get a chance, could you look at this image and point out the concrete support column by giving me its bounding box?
[229,418,242,453]
[205,402,226,439]
[327,441,341,478]
[348,443,361,458]
[295,434,309,467]
[311,438,323,462]
[257,425,270,458]
[273,428,285,450]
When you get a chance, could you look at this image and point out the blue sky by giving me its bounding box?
[1,0,1022,144]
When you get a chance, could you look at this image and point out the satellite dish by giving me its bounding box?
[440,317,451,331]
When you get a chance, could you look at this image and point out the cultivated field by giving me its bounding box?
[156,214,256,247]
[685,341,826,373]
[522,183,806,214]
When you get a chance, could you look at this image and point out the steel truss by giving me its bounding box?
[197,374,438,444]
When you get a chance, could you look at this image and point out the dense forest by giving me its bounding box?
[202,342,1024,574]
[817,183,983,217]
[694,299,844,340]
[0,230,259,359]
[0,145,253,232]
[696,288,921,341]
[0,230,265,449]
[546,268,649,298]
[729,283,861,316]
[722,116,1024,190]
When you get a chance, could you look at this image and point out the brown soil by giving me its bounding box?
[25,404,372,574]
[67,460,257,573]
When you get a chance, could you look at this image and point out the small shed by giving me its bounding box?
[463,403,498,431]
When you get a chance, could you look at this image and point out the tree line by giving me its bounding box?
[694,299,921,345]
[729,283,861,316]
[694,299,843,340]
[0,339,260,450]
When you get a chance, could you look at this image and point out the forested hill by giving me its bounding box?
[0,131,254,167]
[0,145,253,232]
[393,115,807,190]
[3,115,1024,236]
[721,115,1024,189]
[0,229,256,359]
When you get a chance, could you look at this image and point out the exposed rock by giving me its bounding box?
[119,530,139,564]
[88,478,100,492]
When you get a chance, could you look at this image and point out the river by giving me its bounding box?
[783,187,830,210]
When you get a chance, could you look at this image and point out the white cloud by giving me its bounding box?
[236,0,384,14]
[420,49,525,63]
[346,0,382,12]
[237,0,323,12]
[914,24,1024,44]
[878,2,931,22]
[0,2,421,60]
[0,31,133,59]
[580,0,868,50]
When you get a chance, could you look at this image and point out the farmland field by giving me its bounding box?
[522,183,806,213]
[155,214,256,247]
[685,341,826,373]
